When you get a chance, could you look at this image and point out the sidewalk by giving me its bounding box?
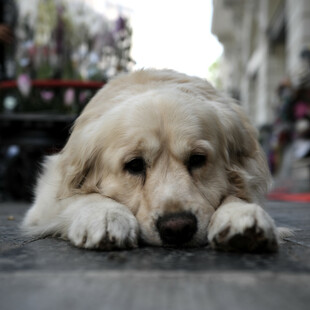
[1,201,310,310]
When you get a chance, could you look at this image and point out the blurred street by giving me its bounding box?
[1,201,310,310]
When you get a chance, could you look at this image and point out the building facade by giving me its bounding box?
[212,0,310,127]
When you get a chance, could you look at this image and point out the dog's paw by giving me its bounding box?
[207,202,278,252]
[66,203,139,250]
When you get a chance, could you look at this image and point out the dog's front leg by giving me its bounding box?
[47,194,139,250]
[207,197,278,252]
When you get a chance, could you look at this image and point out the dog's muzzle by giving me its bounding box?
[156,212,197,246]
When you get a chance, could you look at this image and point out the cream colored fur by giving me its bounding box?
[22,69,281,251]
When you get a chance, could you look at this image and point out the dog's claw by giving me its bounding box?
[208,201,279,253]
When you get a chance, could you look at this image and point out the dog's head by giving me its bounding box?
[58,70,270,247]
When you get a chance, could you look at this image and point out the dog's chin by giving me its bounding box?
[137,235,209,249]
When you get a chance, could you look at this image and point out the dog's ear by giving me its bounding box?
[220,101,271,202]
[56,129,103,199]
[222,103,258,162]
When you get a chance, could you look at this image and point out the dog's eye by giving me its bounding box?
[124,157,146,175]
[187,154,207,170]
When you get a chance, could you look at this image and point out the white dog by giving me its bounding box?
[22,69,282,252]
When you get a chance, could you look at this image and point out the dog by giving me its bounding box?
[22,69,284,252]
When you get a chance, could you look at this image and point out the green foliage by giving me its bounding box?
[207,58,222,89]
[15,0,134,81]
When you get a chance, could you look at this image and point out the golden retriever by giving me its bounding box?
[22,69,282,252]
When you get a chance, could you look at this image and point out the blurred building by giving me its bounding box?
[212,0,310,127]
[0,0,133,201]
[212,0,310,192]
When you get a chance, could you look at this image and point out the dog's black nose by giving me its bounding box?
[156,212,197,246]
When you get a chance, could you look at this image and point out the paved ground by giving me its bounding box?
[0,201,309,310]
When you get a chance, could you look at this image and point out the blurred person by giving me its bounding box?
[0,0,17,81]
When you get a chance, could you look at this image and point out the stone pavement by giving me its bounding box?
[0,201,310,310]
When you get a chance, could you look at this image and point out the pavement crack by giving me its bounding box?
[284,238,310,248]
[0,236,48,253]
